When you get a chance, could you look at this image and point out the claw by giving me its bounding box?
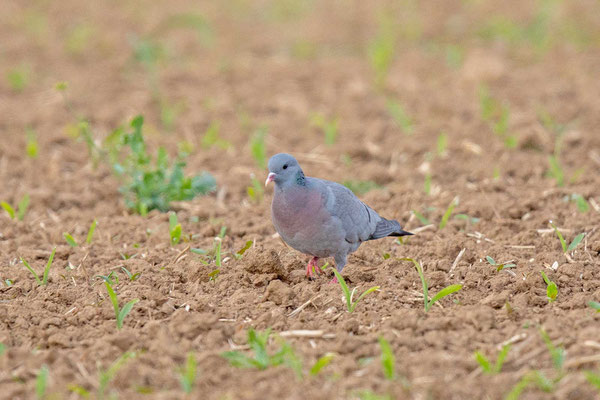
[305,257,321,277]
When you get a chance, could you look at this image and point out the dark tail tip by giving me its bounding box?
[389,229,414,237]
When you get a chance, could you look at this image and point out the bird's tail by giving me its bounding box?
[369,217,413,240]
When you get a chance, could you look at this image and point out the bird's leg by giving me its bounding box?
[306,256,321,277]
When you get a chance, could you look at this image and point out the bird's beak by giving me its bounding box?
[265,172,276,186]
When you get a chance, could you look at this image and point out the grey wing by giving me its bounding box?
[313,178,380,243]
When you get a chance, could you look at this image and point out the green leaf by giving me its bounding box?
[42,248,56,286]
[549,221,567,252]
[236,240,253,257]
[584,371,600,390]
[179,353,197,394]
[486,256,496,265]
[567,233,585,252]
[86,219,97,244]
[310,353,335,376]
[36,365,49,400]
[494,344,510,373]
[588,301,600,312]
[104,282,120,319]
[117,299,139,329]
[350,286,380,312]
[17,194,30,221]
[541,271,558,302]
[63,232,78,247]
[439,197,458,230]
[474,351,492,373]
[412,210,430,225]
[400,258,429,311]
[329,267,352,312]
[379,337,395,380]
[21,257,41,284]
[429,284,463,306]
[170,224,182,245]
[1,201,15,219]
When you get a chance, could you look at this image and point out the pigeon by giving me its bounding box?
[265,153,412,279]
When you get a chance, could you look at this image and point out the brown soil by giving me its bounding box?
[1,1,600,399]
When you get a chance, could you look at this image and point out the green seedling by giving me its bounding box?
[98,351,137,399]
[26,128,38,158]
[0,343,5,356]
[386,100,413,135]
[424,173,432,195]
[540,271,558,302]
[549,221,584,253]
[6,66,29,92]
[379,337,396,380]
[169,212,182,245]
[64,232,78,247]
[65,23,94,55]
[474,344,511,374]
[401,258,462,312]
[439,197,459,229]
[104,281,139,330]
[1,194,30,221]
[159,98,185,131]
[368,12,397,88]
[568,194,589,213]
[588,301,600,312]
[201,122,230,149]
[310,113,338,145]
[97,271,118,285]
[120,266,141,282]
[486,256,516,271]
[36,364,49,400]
[329,266,380,313]
[585,371,600,392]
[3,279,13,287]
[412,210,431,225]
[221,328,301,376]
[343,180,381,195]
[355,390,392,400]
[505,370,558,400]
[547,155,565,186]
[250,125,267,168]
[247,174,264,203]
[178,353,197,394]
[444,44,464,69]
[309,353,335,376]
[109,116,216,214]
[234,240,254,260]
[478,86,517,148]
[21,248,56,286]
[86,219,97,244]
[540,328,565,371]
[454,213,480,225]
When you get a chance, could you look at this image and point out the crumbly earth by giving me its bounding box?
[1,1,600,399]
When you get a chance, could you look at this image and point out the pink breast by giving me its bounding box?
[272,186,323,235]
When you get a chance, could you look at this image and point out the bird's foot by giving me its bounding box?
[328,276,338,284]
[305,257,322,277]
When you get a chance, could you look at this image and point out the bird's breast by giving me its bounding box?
[271,186,325,237]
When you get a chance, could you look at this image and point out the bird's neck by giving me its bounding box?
[276,170,306,191]
[295,170,306,186]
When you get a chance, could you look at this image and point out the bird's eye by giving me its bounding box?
[283,164,288,170]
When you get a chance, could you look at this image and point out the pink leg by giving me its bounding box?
[305,257,322,277]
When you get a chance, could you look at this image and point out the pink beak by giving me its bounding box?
[265,172,276,186]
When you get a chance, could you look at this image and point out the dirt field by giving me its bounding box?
[1,0,600,399]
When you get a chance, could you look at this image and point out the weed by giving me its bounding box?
[21,248,56,286]
[486,256,516,271]
[329,266,380,312]
[178,353,197,394]
[104,281,139,330]
[97,271,119,286]
[474,344,511,374]
[36,365,49,400]
[250,125,268,168]
[221,328,300,375]
[540,328,565,371]
[234,240,254,260]
[401,258,462,312]
[309,353,335,376]
[540,271,558,302]
[310,113,338,145]
[588,301,600,312]
[564,193,589,213]
[386,100,413,135]
[26,128,38,158]
[585,371,600,391]
[169,212,182,245]
[247,174,264,203]
[63,232,78,247]
[378,337,395,380]
[439,197,459,229]
[548,221,584,253]
[343,180,381,195]
[98,352,137,399]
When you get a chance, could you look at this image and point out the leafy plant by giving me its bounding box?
[6,65,29,92]
[439,197,459,229]
[250,125,267,168]
[86,219,98,244]
[169,212,182,245]
[436,131,447,156]
[120,266,141,282]
[109,116,216,214]
[588,301,600,312]
[354,390,392,400]
[201,122,230,149]
[548,221,584,253]
[401,258,462,312]
[368,12,397,88]
[104,281,139,330]
[540,328,565,371]
[478,86,517,148]
[21,248,56,286]
[329,266,380,313]
[63,232,78,247]
[568,194,589,213]
[247,174,264,203]
[234,240,254,260]
[540,271,558,302]
[474,344,511,374]
[386,100,413,135]
[36,365,49,400]
[178,353,197,394]
[310,113,338,145]
[585,371,600,392]
[486,256,516,271]
[309,353,335,376]
[97,352,137,399]
[379,337,396,380]
[221,328,300,375]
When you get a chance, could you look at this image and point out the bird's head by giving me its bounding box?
[265,153,303,186]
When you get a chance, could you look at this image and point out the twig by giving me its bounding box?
[288,294,322,317]
[411,224,435,234]
[449,248,466,274]
[565,354,600,368]
[279,330,336,339]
